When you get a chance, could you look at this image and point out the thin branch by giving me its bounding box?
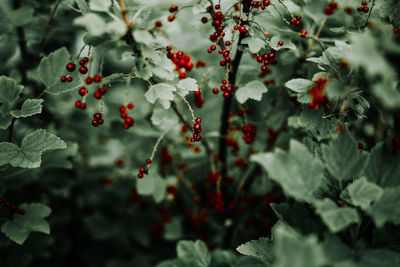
[363,0,376,27]
[37,0,61,53]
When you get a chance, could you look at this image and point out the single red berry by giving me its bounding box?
[79,60,85,66]
[123,123,130,129]
[93,113,102,120]
[66,63,76,72]
[99,87,106,95]
[207,49,212,53]
[138,173,144,178]
[121,113,127,119]
[155,21,162,27]
[169,5,178,13]
[79,87,87,96]
[179,72,186,79]
[362,1,367,6]
[75,100,82,108]
[278,41,283,46]
[139,167,146,173]
[225,41,231,46]
[93,74,102,83]
[66,76,72,83]
[215,4,220,9]
[296,15,301,20]
[85,76,93,84]
[79,66,88,74]
[80,102,86,109]
[295,20,301,26]
[92,120,99,127]
[234,25,239,30]
[146,159,152,164]
[168,15,176,22]
[94,91,102,99]
[223,92,230,98]
[127,103,134,109]
[195,118,201,124]
[125,117,134,126]
[213,88,219,94]
[61,76,67,82]
[83,57,89,63]
[97,119,104,125]
[239,26,246,33]
[362,6,369,13]
[120,106,127,113]
[201,17,208,23]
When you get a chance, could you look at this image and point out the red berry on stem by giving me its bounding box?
[79,66,88,74]
[99,87,106,95]
[120,106,127,113]
[85,76,93,84]
[146,159,152,164]
[61,76,67,82]
[138,173,144,178]
[94,92,102,99]
[92,120,99,127]
[93,74,102,83]
[79,87,87,96]
[127,103,134,109]
[66,63,76,72]
[67,76,73,82]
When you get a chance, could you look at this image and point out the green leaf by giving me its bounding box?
[10,6,34,27]
[0,76,24,104]
[151,107,178,130]
[41,142,79,169]
[75,0,90,14]
[273,222,328,267]
[315,198,360,233]
[10,99,43,118]
[144,83,176,109]
[322,130,368,181]
[285,78,313,93]
[368,186,400,227]
[1,203,51,245]
[241,37,265,53]
[164,217,183,241]
[251,139,324,203]
[136,173,166,203]
[176,78,198,97]
[299,107,335,141]
[235,80,268,104]
[270,36,296,51]
[0,129,66,168]
[347,177,383,210]
[177,240,211,267]
[38,47,82,95]
[0,105,13,130]
[133,30,155,45]
[89,0,111,12]
[236,237,274,265]
[363,142,400,187]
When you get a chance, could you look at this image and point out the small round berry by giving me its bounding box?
[215,4,220,9]
[239,26,246,33]
[362,6,369,13]
[278,41,283,46]
[195,118,201,124]
[295,20,301,26]
[67,76,73,82]
[99,87,106,95]
[121,113,127,119]
[155,20,162,27]
[93,74,102,83]
[207,49,212,53]
[139,167,146,173]
[66,63,76,72]
[92,120,99,127]
[93,113,102,120]
[80,102,86,109]
[168,15,176,22]
[79,87,87,96]
[125,117,134,126]
[225,41,231,46]
[223,92,230,98]
[123,123,130,129]
[79,66,88,74]
[222,79,228,85]
[120,106,127,113]
[169,5,178,13]
[234,25,239,30]
[179,72,186,79]
[19,209,25,215]
[97,119,104,125]
[296,15,301,20]
[212,88,219,94]
[127,103,134,109]
[201,17,208,23]
[210,45,216,50]
[61,76,67,82]
[226,86,232,92]
[138,173,144,178]
[83,57,89,63]
[85,76,93,84]
[79,60,85,66]
[75,100,81,108]
[269,52,275,59]
[146,159,152,164]
[94,91,102,99]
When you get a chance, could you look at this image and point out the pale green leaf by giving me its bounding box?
[75,0,90,14]
[89,0,111,11]
[251,139,324,203]
[177,240,211,267]
[0,129,66,168]
[10,6,34,27]
[315,198,360,233]
[0,105,13,130]
[236,237,274,265]
[299,107,335,141]
[347,177,383,210]
[144,83,176,109]
[176,78,198,96]
[1,203,51,245]
[10,99,43,118]
[236,80,268,104]
[322,130,368,181]
[285,78,313,93]
[368,187,400,227]
[242,37,265,53]
[38,47,82,95]
[0,76,24,104]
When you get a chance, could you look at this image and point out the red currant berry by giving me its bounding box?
[127,103,134,109]
[195,118,201,124]
[213,88,219,94]
[123,123,130,129]
[99,87,106,95]
[215,4,220,9]
[79,60,85,66]
[201,17,208,23]
[225,41,231,46]
[79,66,88,74]
[239,26,246,33]
[295,20,301,26]
[120,106,127,113]
[92,120,99,127]
[79,87,87,96]
[93,113,102,120]
[85,76,93,84]
[223,92,230,98]
[362,6,369,13]
[139,167,146,173]
[169,5,178,13]
[125,117,134,126]
[278,41,283,46]
[66,63,76,72]
[61,76,67,82]
[80,102,86,109]
[93,74,102,83]
[155,21,162,27]
[146,159,152,164]
[83,57,89,63]
[121,113,127,119]
[19,209,25,215]
[94,92,102,99]
[97,119,104,125]
[67,76,73,82]
[179,72,186,79]
[138,173,144,178]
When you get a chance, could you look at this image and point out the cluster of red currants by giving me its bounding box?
[357,1,370,13]
[91,113,104,127]
[0,197,25,215]
[289,15,302,26]
[240,123,257,144]
[194,90,204,108]
[166,46,193,79]
[250,0,270,10]
[213,79,234,98]
[168,5,178,22]
[325,2,339,15]
[137,158,152,179]
[209,5,225,42]
[61,62,76,83]
[255,49,277,72]
[190,118,203,142]
[119,104,135,129]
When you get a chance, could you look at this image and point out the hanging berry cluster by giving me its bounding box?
[78,57,89,74]
[137,158,152,178]
[217,79,234,98]
[194,90,204,108]
[61,62,75,83]
[91,76,106,100]
[250,0,270,10]
[91,113,104,127]
[119,103,135,129]
[289,15,302,26]
[309,78,329,109]
[357,1,370,13]
[190,118,203,142]
[255,49,277,72]
[166,46,193,79]
[0,197,25,215]
[325,2,339,15]
[209,5,225,42]
[240,123,257,144]
[168,5,178,22]
[299,29,308,37]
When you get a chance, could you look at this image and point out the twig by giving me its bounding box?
[363,0,376,27]
[118,0,131,28]
[180,96,196,123]
[37,0,61,53]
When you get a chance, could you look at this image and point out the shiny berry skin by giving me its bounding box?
[79,66,88,74]
[80,102,86,109]
[179,72,186,79]
[79,87,87,96]
[146,159,152,164]
[223,92,230,98]
[362,6,369,13]
[61,76,67,82]
[278,41,283,46]
[99,87,106,95]
[121,113,127,119]
[195,118,201,124]
[67,76,73,82]
[125,117,134,126]
[120,106,127,113]
[93,113,102,120]
[94,92,102,99]
[295,20,301,26]
[215,4,220,9]
[139,167,146,173]
[97,119,104,125]
[75,100,82,108]
[239,26,246,33]
[138,173,144,178]
[207,49,212,53]
[93,75,102,83]
[155,21,162,27]
[127,103,134,109]
[66,63,76,72]
[79,60,85,66]
[212,88,219,94]
[83,57,89,63]
[169,5,178,13]
[92,120,99,127]
[201,17,208,23]
[85,76,93,84]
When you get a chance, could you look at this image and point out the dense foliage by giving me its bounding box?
[0,0,400,266]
